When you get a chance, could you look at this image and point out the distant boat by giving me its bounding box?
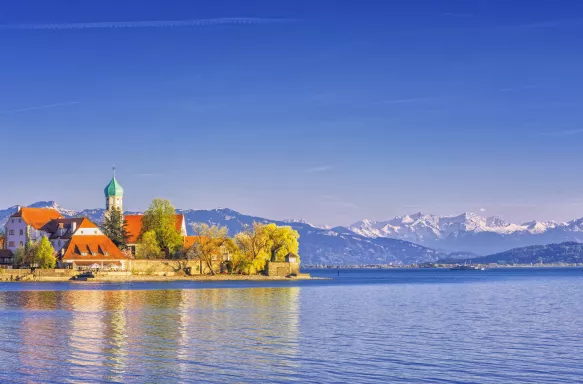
[450,264,485,271]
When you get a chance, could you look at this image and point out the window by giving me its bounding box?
[9,230,14,235]
[11,219,14,223]
[19,241,23,247]
[8,242,15,247]
[19,229,23,236]
[18,219,21,223]
[81,252,88,256]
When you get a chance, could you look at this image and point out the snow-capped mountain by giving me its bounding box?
[349,212,581,255]
[0,202,445,265]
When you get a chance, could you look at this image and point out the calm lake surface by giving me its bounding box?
[1,268,582,383]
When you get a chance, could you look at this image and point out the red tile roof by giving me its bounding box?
[183,236,208,249]
[42,218,98,235]
[12,208,64,230]
[61,235,127,261]
[125,214,185,244]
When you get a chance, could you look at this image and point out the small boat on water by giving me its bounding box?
[450,264,485,271]
[71,271,96,281]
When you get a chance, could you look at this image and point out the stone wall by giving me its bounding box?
[0,268,75,281]
[128,259,222,276]
[265,262,300,277]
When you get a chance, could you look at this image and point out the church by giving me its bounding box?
[1,170,189,268]
[103,171,188,255]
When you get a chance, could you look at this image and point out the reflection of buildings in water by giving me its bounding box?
[8,287,302,381]
[124,290,187,382]
[177,287,302,377]
[64,291,107,380]
[16,291,70,379]
[100,291,130,382]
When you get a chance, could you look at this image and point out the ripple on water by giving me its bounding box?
[0,270,582,383]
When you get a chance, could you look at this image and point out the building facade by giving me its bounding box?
[4,207,64,252]
[2,207,128,269]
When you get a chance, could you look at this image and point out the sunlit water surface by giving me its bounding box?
[0,268,582,383]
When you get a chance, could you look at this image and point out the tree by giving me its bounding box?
[36,236,56,269]
[15,238,56,268]
[141,198,183,257]
[263,224,300,262]
[14,241,37,266]
[190,223,231,275]
[136,230,162,259]
[101,208,128,249]
[13,246,26,266]
[234,223,271,274]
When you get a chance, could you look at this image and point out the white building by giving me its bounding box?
[4,207,63,252]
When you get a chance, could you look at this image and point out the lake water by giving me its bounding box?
[0,268,582,383]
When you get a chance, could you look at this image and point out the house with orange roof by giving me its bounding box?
[3,206,64,252]
[124,214,187,255]
[2,206,129,269]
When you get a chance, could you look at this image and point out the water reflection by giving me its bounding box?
[1,288,300,383]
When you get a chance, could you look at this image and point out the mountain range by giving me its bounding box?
[349,212,583,255]
[443,242,583,265]
[3,202,583,264]
[0,201,444,265]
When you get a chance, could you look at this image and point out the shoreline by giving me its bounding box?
[304,264,583,269]
[0,273,318,283]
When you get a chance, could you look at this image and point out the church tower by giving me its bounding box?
[104,166,124,217]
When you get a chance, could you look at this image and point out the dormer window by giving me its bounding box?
[81,252,88,256]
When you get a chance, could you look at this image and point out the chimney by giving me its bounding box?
[71,222,77,233]
[16,205,21,213]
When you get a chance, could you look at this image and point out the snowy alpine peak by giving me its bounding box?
[27,200,79,217]
[283,218,331,230]
[349,212,567,241]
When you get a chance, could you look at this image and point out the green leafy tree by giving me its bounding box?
[141,198,183,257]
[234,223,270,274]
[15,238,56,268]
[13,246,26,266]
[263,224,300,262]
[136,230,162,259]
[15,241,37,266]
[101,208,128,249]
[36,236,56,269]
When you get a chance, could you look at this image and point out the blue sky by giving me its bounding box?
[1,0,583,225]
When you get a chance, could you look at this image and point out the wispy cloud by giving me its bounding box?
[499,85,538,92]
[378,97,427,105]
[0,101,80,115]
[319,195,359,210]
[539,129,583,137]
[442,13,474,18]
[0,18,290,31]
[495,18,583,31]
[304,165,333,173]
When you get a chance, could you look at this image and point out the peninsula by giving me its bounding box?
[0,170,309,281]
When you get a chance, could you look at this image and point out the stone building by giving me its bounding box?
[265,253,300,277]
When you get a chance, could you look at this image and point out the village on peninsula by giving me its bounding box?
[0,170,307,282]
